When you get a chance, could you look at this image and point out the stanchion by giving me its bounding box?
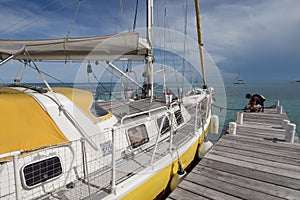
[236,112,243,125]
[228,122,237,135]
[277,106,283,114]
[285,123,296,143]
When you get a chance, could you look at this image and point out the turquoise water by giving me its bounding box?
[213,82,300,137]
[7,82,298,137]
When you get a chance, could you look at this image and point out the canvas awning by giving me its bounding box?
[0,88,69,155]
[0,32,150,61]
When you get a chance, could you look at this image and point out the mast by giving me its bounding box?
[194,0,207,89]
[145,0,154,98]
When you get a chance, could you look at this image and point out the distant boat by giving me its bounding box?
[233,73,245,84]
[234,79,245,84]
[296,80,300,82]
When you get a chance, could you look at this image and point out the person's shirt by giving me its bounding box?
[252,95,263,106]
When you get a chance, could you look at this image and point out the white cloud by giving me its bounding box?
[1,0,300,83]
[203,0,300,56]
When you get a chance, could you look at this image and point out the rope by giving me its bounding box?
[212,103,277,112]
[212,103,243,112]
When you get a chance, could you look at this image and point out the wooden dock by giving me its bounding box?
[168,108,300,200]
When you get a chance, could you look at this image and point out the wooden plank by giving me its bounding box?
[184,170,283,200]
[221,134,300,151]
[208,150,300,173]
[193,166,300,199]
[205,153,300,179]
[234,130,285,140]
[177,180,240,200]
[198,159,300,190]
[166,186,210,200]
[169,108,300,199]
[237,126,285,134]
[212,145,300,166]
[240,122,284,130]
[215,139,300,161]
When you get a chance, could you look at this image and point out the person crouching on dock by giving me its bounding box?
[244,93,265,112]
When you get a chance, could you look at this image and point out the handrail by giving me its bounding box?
[150,113,169,166]
[13,154,22,200]
[111,127,116,194]
[170,101,179,108]
[0,150,22,160]
[81,138,92,198]
[121,105,168,124]
[43,93,99,150]
[0,151,22,200]
[194,102,200,135]
[0,54,15,67]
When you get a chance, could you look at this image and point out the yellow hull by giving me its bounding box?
[121,129,207,200]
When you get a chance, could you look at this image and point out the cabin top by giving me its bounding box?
[0,87,68,155]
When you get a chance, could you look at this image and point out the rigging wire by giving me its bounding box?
[163,0,171,93]
[24,61,65,83]
[0,0,77,38]
[116,0,131,32]
[123,0,132,31]
[87,62,138,101]
[13,62,27,83]
[181,0,188,93]
[0,0,60,37]
[66,0,83,38]
[87,63,112,100]
[132,0,139,31]
[118,0,124,32]
[163,0,180,96]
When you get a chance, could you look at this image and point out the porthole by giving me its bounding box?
[174,110,184,126]
[157,116,170,135]
[22,156,62,188]
[127,124,149,149]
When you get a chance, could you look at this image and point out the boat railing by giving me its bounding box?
[0,142,76,200]
[194,94,212,134]
[0,95,212,199]
[0,123,169,199]
[120,105,168,124]
[0,150,23,200]
[150,113,170,166]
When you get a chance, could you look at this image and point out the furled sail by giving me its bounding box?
[0,32,150,61]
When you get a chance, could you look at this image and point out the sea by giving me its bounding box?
[212,82,300,138]
[5,81,299,138]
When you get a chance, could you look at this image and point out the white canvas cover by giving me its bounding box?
[0,32,150,61]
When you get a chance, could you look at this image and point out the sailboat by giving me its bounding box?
[233,72,245,84]
[0,1,218,199]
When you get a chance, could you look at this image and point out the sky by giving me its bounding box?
[1,0,300,84]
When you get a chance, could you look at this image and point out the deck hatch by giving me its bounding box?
[22,156,62,188]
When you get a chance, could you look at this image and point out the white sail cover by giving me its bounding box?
[0,32,150,61]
